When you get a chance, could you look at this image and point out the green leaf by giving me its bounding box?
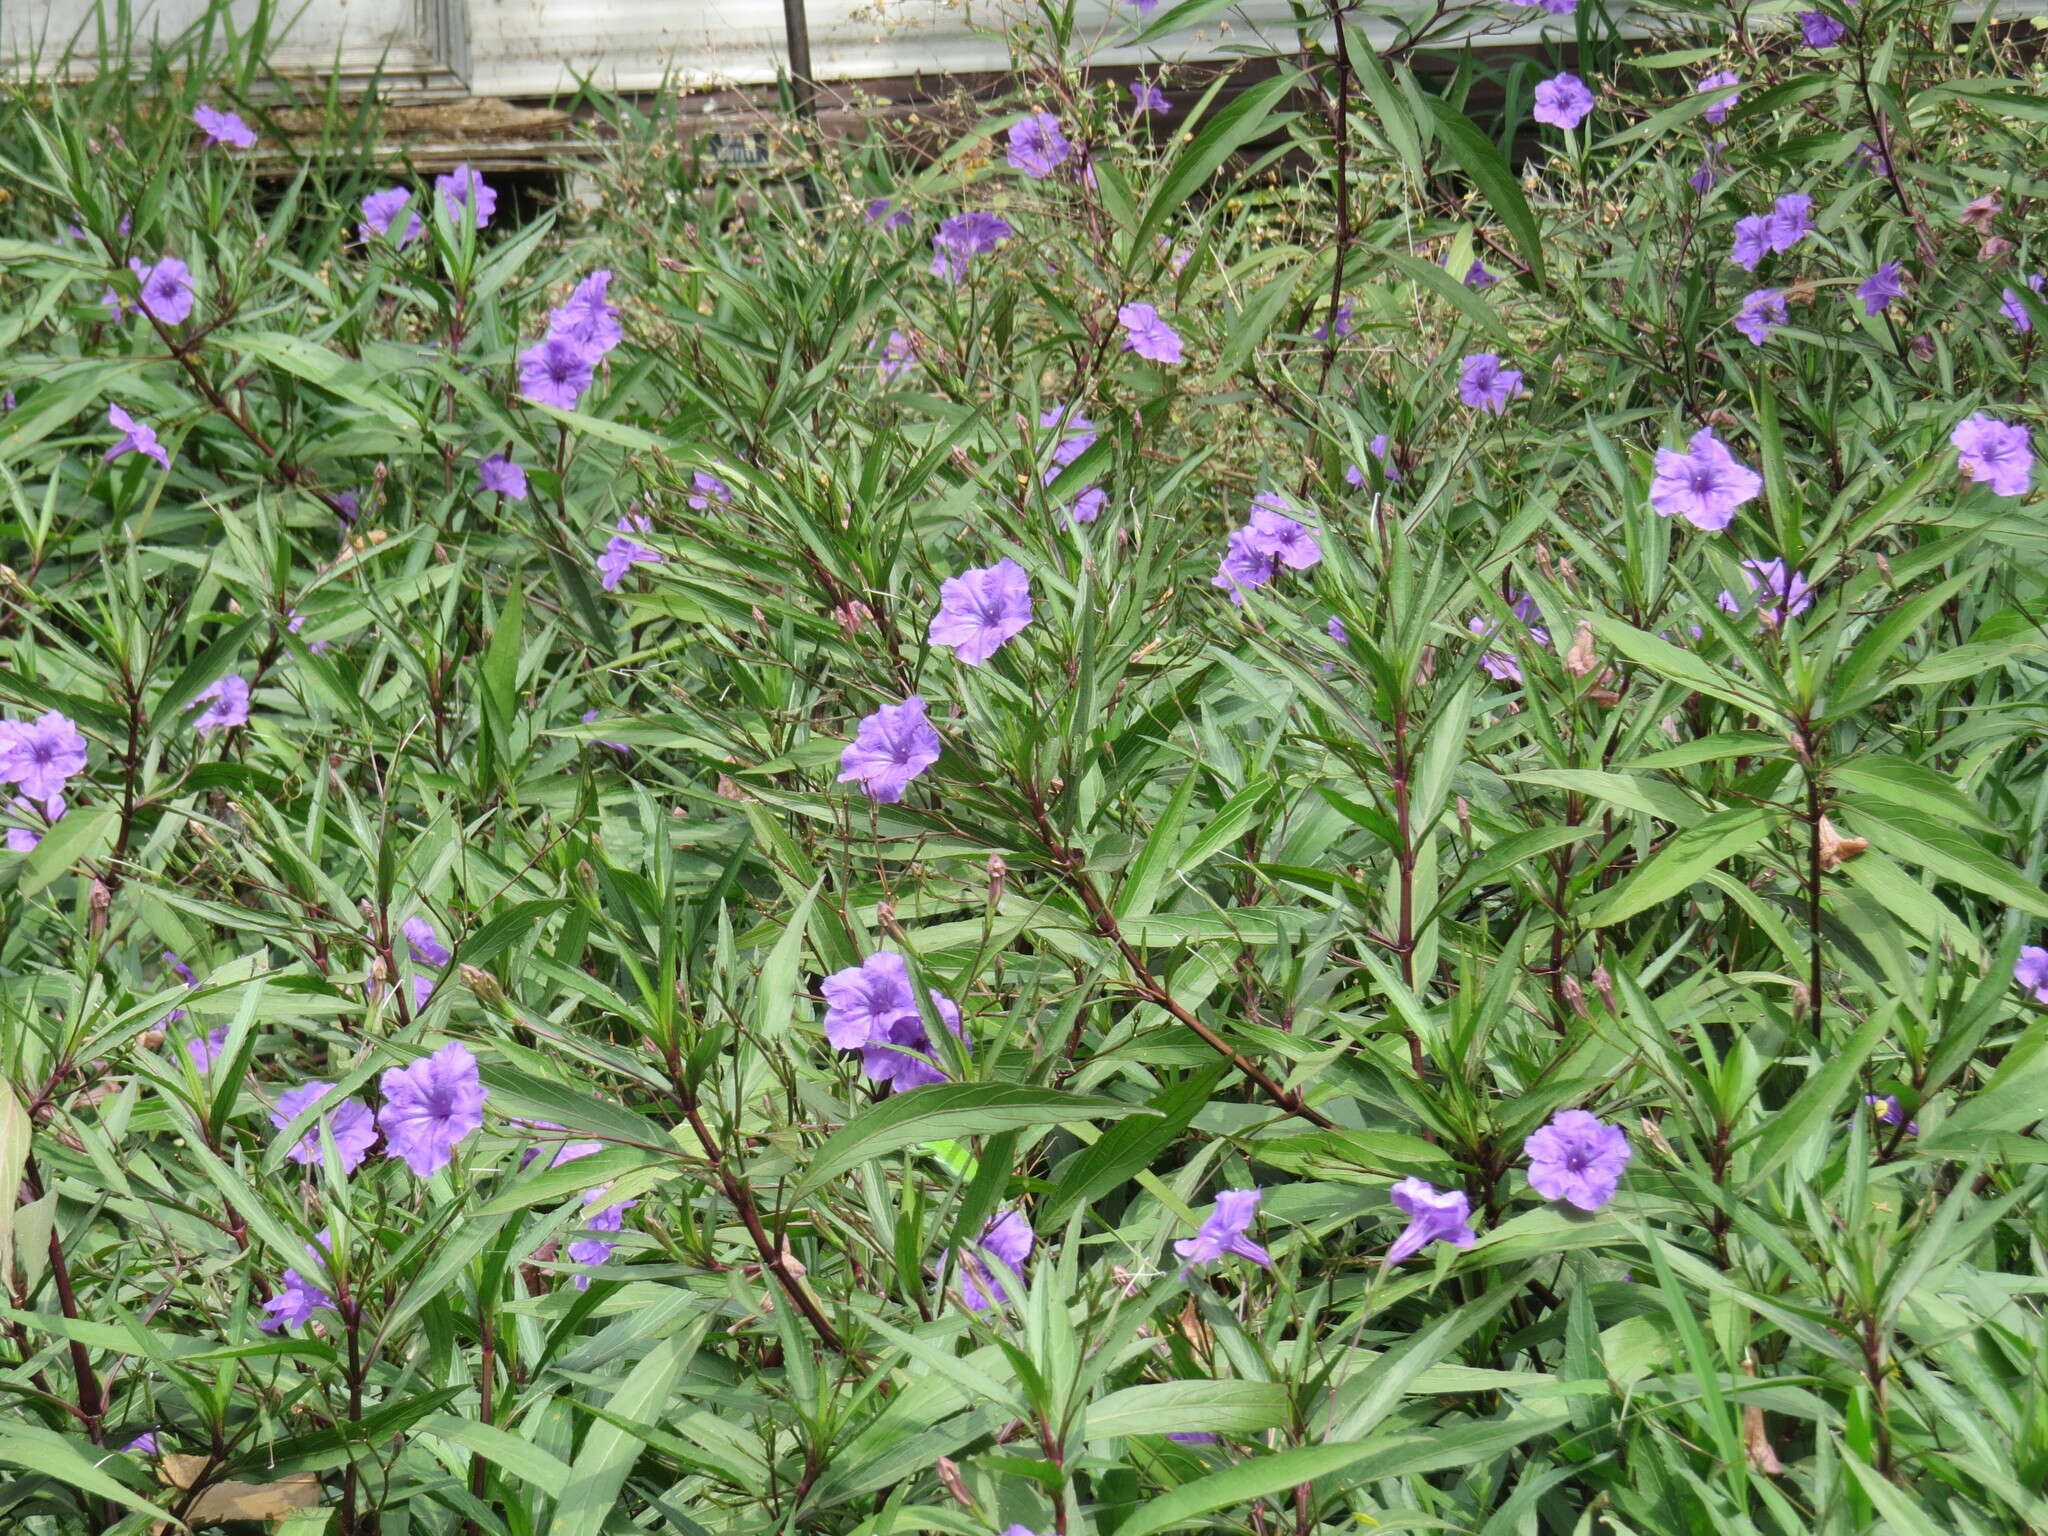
[1588,617,1780,717]
[16,803,116,900]
[1423,97,1546,289]
[1921,1021,2048,1151]
[1042,1063,1225,1225]
[1135,72,1300,258]
[421,1414,573,1498]
[1582,807,1776,927]
[795,1084,1156,1197]
[1837,798,2048,922]
[1086,1381,1288,1440]
[220,329,418,428]
[1738,1008,1889,1190]
[1376,250,1513,345]
[552,1333,689,1536]
[0,1425,172,1524]
[1507,769,1704,827]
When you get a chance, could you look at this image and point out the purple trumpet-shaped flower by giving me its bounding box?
[1800,10,1846,46]
[1118,303,1184,364]
[1950,414,2032,497]
[549,270,623,356]
[358,187,422,248]
[520,336,597,411]
[1717,557,1813,627]
[271,1081,379,1173]
[581,709,630,754]
[104,403,169,469]
[1767,193,1814,253]
[1131,79,1172,115]
[957,1210,1034,1309]
[1734,288,1789,346]
[403,916,451,969]
[377,1041,486,1176]
[1469,593,1549,683]
[1523,1110,1631,1211]
[838,695,942,803]
[866,197,914,230]
[1041,405,1098,476]
[129,257,194,325]
[2001,273,2044,334]
[1174,1188,1271,1271]
[1385,1178,1478,1264]
[598,513,663,591]
[1346,434,1401,487]
[876,329,917,382]
[478,452,528,499]
[820,951,965,1092]
[5,793,63,854]
[1242,494,1322,570]
[125,1432,160,1455]
[928,558,1034,667]
[568,1188,638,1288]
[930,211,1014,282]
[1457,353,1523,413]
[1211,528,1276,604]
[189,676,250,733]
[1649,428,1763,531]
[1533,73,1594,130]
[193,104,258,148]
[260,1233,332,1333]
[435,164,497,228]
[0,710,88,802]
[1858,263,1905,316]
[1007,112,1072,179]
[1696,70,1741,125]
[186,1026,230,1072]
[688,471,733,510]
[2016,945,2048,1002]
[1067,486,1107,524]
[1731,216,1772,273]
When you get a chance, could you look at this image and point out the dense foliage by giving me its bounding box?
[4,0,2048,1531]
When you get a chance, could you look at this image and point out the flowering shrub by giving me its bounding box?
[1,0,2047,1530]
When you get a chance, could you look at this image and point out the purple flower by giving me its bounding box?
[190,676,250,733]
[1734,288,1789,346]
[1126,0,1161,13]
[104,403,169,469]
[2000,273,2044,333]
[597,532,662,591]
[1131,79,1172,115]
[1799,10,1846,46]
[877,329,917,382]
[403,916,451,969]
[271,1081,378,1174]
[1523,1110,1631,1211]
[1041,405,1098,474]
[1767,193,1814,253]
[1385,1178,1478,1264]
[866,197,914,230]
[1212,528,1276,603]
[358,187,422,248]
[1717,557,1813,626]
[930,211,1014,282]
[1649,428,1762,531]
[125,1433,160,1455]
[1243,494,1322,570]
[1950,414,2032,497]
[1347,434,1401,487]
[957,1210,1034,1309]
[129,257,195,325]
[1312,301,1356,342]
[1067,485,1107,524]
[1464,259,1499,290]
[1853,139,1890,177]
[1731,216,1772,272]
[688,471,732,510]
[1533,73,1595,130]
[519,336,597,410]
[435,164,497,229]
[1864,1095,1919,1134]
[820,951,965,1091]
[568,1189,638,1288]
[1469,593,1549,683]
[1168,1433,1221,1445]
[839,695,943,803]
[1696,70,1741,125]
[1521,0,1577,12]
[1327,616,1349,646]
[186,1026,230,1073]
[1690,142,1728,195]
[477,453,528,500]
[378,1041,487,1176]
[549,269,623,356]
[0,711,88,801]
[929,558,1034,666]
[5,793,63,854]
[192,104,257,148]
[1457,353,1524,414]
[259,1248,334,1333]
[1118,302,1185,365]
[2017,945,2048,1002]
[1858,263,1905,315]
[581,709,631,754]
[335,491,362,522]
[1173,1188,1271,1270]
[1007,112,1073,179]
[166,950,198,986]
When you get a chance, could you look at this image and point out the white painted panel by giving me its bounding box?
[3,0,468,93]
[466,0,1337,99]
